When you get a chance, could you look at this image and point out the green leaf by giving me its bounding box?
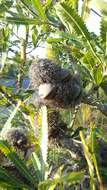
[0,166,27,189]
[100,18,107,42]
[20,0,38,16]
[2,100,21,130]
[38,171,84,190]
[40,106,48,180]
[0,0,13,14]
[100,18,107,50]
[82,51,96,67]
[80,131,95,189]
[47,37,64,43]
[93,0,107,16]
[81,0,91,21]
[45,0,53,8]
[93,67,103,85]
[32,29,38,47]
[0,16,39,25]
[31,0,47,20]
[0,182,20,190]
[0,140,37,188]
[100,75,107,95]
[56,2,90,38]
[31,152,42,181]
[56,2,102,65]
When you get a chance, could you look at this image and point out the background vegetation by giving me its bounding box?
[0,0,107,189]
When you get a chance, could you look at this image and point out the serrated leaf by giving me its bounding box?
[100,19,107,41]
[0,0,13,14]
[93,0,107,16]
[56,2,90,39]
[31,152,42,181]
[0,166,27,189]
[56,2,102,65]
[100,18,107,50]
[0,140,36,187]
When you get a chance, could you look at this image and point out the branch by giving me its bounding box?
[16,26,29,90]
[82,92,107,117]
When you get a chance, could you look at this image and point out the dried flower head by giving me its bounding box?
[0,127,28,150]
[29,58,82,108]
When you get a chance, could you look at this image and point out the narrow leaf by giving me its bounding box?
[0,16,39,25]
[0,166,27,189]
[81,0,91,21]
[0,140,36,187]
[56,2,102,65]
[40,106,48,180]
[31,152,42,181]
[38,171,84,189]
[31,0,47,20]
[47,37,64,43]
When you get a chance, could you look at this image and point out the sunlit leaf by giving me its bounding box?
[0,16,39,25]
[38,171,84,190]
[31,0,47,20]
[93,67,103,85]
[31,152,42,181]
[56,1,102,65]
[93,0,107,16]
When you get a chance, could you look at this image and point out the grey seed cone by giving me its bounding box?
[32,79,82,108]
[29,58,71,89]
[29,58,82,108]
[30,83,82,108]
[0,127,28,150]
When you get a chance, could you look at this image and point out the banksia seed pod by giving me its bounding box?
[0,127,28,151]
[48,111,67,139]
[29,58,71,89]
[37,78,81,108]
[29,58,82,108]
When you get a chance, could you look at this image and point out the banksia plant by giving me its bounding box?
[29,58,82,108]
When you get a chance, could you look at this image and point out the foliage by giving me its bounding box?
[0,0,107,190]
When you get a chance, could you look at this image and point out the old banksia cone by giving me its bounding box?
[48,111,67,139]
[29,58,71,89]
[0,127,28,151]
[29,58,82,108]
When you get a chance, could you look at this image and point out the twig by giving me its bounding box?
[69,105,80,128]
[91,8,101,18]
[82,92,107,117]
